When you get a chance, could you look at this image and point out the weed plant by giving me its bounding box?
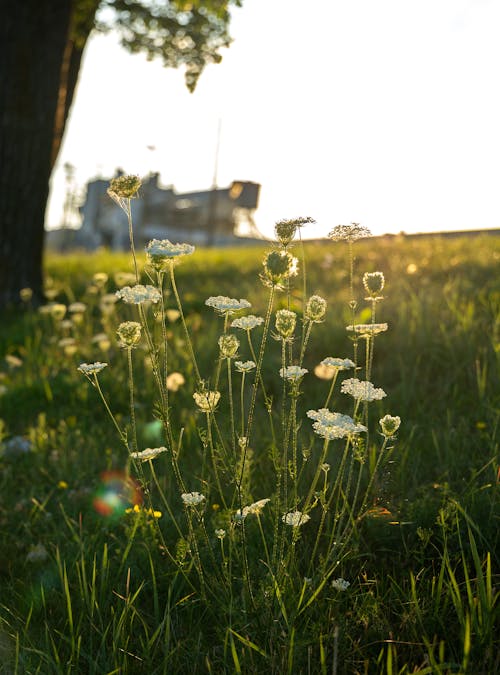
[0,179,498,673]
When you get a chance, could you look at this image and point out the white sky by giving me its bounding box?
[47,0,500,239]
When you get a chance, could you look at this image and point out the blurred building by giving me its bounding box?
[47,172,262,250]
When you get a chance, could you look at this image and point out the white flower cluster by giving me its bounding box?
[146,239,195,259]
[77,362,108,375]
[235,498,271,521]
[235,360,256,373]
[346,323,388,338]
[130,447,168,462]
[320,357,356,370]
[282,511,310,527]
[181,492,206,506]
[231,315,264,330]
[307,409,367,439]
[331,577,350,591]
[205,296,251,314]
[280,366,308,381]
[115,285,161,304]
[341,378,386,402]
[193,390,221,412]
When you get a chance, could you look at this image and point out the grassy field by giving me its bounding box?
[0,230,498,674]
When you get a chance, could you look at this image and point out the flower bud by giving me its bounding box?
[108,174,142,199]
[379,414,401,437]
[116,321,142,348]
[305,295,327,322]
[261,250,298,287]
[363,271,385,297]
[218,333,239,358]
[275,309,296,339]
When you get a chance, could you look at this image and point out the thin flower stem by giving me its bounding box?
[127,347,138,453]
[240,372,246,437]
[125,199,139,283]
[206,411,227,509]
[324,371,339,409]
[214,313,229,391]
[169,265,202,385]
[299,320,313,366]
[93,375,128,451]
[303,437,330,515]
[359,436,389,516]
[242,286,275,467]
[226,358,236,454]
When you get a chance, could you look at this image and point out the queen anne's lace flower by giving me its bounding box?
[116,285,161,304]
[193,390,221,412]
[78,362,108,375]
[231,315,264,330]
[116,321,142,348]
[346,323,388,338]
[145,239,194,270]
[307,410,367,439]
[181,492,206,506]
[166,372,185,392]
[328,222,371,242]
[321,357,356,370]
[379,414,401,437]
[218,334,239,358]
[235,360,256,373]
[282,511,310,527]
[280,366,308,381]
[363,271,385,297]
[236,498,271,520]
[341,378,386,402]
[205,296,251,314]
[305,295,327,322]
[130,447,168,462]
[275,309,296,339]
[331,578,350,591]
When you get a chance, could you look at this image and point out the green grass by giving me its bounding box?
[0,233,498,674]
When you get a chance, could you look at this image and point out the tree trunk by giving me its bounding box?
[0,1,74,308]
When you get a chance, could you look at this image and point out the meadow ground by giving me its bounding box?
[0,231,498,674]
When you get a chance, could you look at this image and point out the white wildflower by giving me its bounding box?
[346,324,388,338]
[308,410,367,439]
[331,578,350,591]
[236,498,271,520]
[166,372,185,392]
[282,511,311,527]
[193,390,221,412]
[116,285,161,304]
[130,447,168,462]
[320,357,356,371]
[341,378,386,402]
[280,366,308,381]
[231,315,264,330]
[181,492,206,507]
[77,362,108,376]
[235,360,256,373]
[205,296,251,314]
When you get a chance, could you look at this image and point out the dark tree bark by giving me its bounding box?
[0,2,74,307]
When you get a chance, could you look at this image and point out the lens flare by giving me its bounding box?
[92,471,141,519]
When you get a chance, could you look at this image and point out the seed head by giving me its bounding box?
[261,250,299,288]
[328,222,371,242]
[363,271,385,298]
[108,174,142,200]
[379,414,401,437]
[218,333,239,359]
[116,321,142,348]
[275,309,296,339]
[305,295,327,323]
